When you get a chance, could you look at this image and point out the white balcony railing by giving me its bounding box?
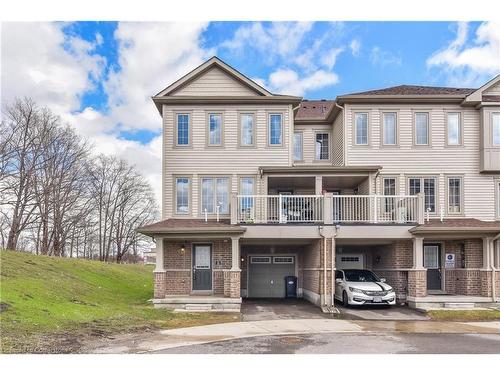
[233,194,423,225]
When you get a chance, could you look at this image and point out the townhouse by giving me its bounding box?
[138,56,500,312]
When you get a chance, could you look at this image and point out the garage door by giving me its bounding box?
[336,253,364,269]
[248,256,295,298]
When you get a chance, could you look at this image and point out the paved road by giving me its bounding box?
[155,332,500,354]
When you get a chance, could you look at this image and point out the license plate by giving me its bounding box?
[373,296,382,303]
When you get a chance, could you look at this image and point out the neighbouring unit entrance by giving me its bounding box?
[248,255,295,298]
[424,244,442,291]
[192,244,212,291]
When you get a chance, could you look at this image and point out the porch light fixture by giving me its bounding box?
[180,243,186,254]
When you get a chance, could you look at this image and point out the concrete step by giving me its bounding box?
[185,303,213,311]
[443,302,476,309]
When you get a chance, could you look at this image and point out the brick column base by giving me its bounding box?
[407,269,427,298]
[154,271,167,299]
[224,270,241,298]
[480,270,493,297]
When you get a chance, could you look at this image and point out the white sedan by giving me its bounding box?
[335,269,396,306]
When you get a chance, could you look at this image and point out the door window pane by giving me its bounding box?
[424,246,439,268]
[383,178,396,212]
[241,114,254,146]
[447,113,461,145]
[175,178,189,214]
[293,132,303,161]
[415,112,429,145]
[383,112,397,145]
[493,113,500,145]
[209,113,222,145]
[355,113,368,145]
[448,178,462,213]
[177,114,189,145]
[269,114,282,145]
[315,133,329,160]
[194,246,211,269]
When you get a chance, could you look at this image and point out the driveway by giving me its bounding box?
[242,299,327,321]
[242,298,429,321]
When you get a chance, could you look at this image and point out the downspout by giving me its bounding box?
[318,226,327,309]
[331,229,338,311]
[492,233,500,302]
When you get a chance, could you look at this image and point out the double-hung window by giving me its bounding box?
[208,113,222,146]
[447,112,461,145]
[408,177,436,213]
[269,114,282,145]
[175,177,190,214]
[383,178,396,212]
[493,113,500,146]
[293,132,303,161]
[355,113,368,145]
[315,133,329,160]
[382,112,397,145]
[201,177,229,214]
[240,113,254,146]
[415,112,429,145]
[447,177,462,214]
[176,113,190,146]
[497,181,500,218]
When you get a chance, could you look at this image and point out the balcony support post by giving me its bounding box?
[324,193,333,224]
[230,193,238,225]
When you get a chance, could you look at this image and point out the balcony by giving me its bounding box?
[231,194,424,225]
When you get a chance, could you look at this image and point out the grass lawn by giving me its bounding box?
[427,309,500,321]
[0,250,240,353]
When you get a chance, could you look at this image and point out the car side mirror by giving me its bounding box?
[335,278,343,283]
[380,278,386,283]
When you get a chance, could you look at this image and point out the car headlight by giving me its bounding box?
[349,287,364,293]
[386,288,394,293]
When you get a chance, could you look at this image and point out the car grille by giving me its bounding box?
[364,290,387,296]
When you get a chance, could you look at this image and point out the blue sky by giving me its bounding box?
[2,21,499,202]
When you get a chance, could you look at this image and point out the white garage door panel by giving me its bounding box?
[248,256,295,298]
[336,253,364,269]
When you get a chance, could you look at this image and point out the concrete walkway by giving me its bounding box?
[89,319,500,354]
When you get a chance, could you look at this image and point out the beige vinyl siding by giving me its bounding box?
[171,67,258,96]
[332,112,344,165]
[292,124,333,164]
[163,104,292,218]
[344,103,496,221]
[484,81,500,96]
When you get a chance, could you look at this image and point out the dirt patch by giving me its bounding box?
[0,302,10,313]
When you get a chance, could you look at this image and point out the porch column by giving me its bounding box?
[231,236,240,271]
[408,236,426,299]
[482,237,493,269]
[315,176,323,195]
[412,237,424,270]
[153,237,167,299]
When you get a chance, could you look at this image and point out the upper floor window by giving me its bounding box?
[415,112,429,145]
[447,112,461,146]
[315,133,329,160]
[201,177,229,214]
[293,132,303,161]
[497,181,500,218]
[355,113,368,145]
[408,177,436,213]
[175,177,190,214]
[176,113,190,146]
[269,114,283,145]
[493,113,500,146]
[208,113,222,146]
[447,177,462,214]
[240,113,254,146]
[382,112,397,145]
[239,177,255,213]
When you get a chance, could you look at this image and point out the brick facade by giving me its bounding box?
[407,270,427,297]
[224,270,241,297]
[154,238,237,298]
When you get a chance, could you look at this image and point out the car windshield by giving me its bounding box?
[344,270,380,282]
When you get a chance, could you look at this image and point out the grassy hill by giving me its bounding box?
[0,250,238,353]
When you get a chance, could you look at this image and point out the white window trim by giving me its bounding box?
[200,176,231,216]
[314,131,330,161]
[445,175,464,216]
[293,131,303,162]
[381,111,398,147]
[407,176,438,214]
[492,112,500,147]
[239,112,256,147]
[174,176,191,216]
[446,111,463,147]
[174,112,192,147]
[354,112,369,146]
[250,256,271,264]
[273,256,294,264]
[414,111,431,146]
[268,113,283,147]
[206,112,224,147]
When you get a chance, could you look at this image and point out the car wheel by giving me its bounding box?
[342,290,349,307]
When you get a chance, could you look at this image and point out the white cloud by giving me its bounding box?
[349,39,361,57]
[320,47,344,70]
[221,22,313,63]
[267,69,339,96]
[370,46,402,67]
[1,22,105,114]
[426,21,500,86]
